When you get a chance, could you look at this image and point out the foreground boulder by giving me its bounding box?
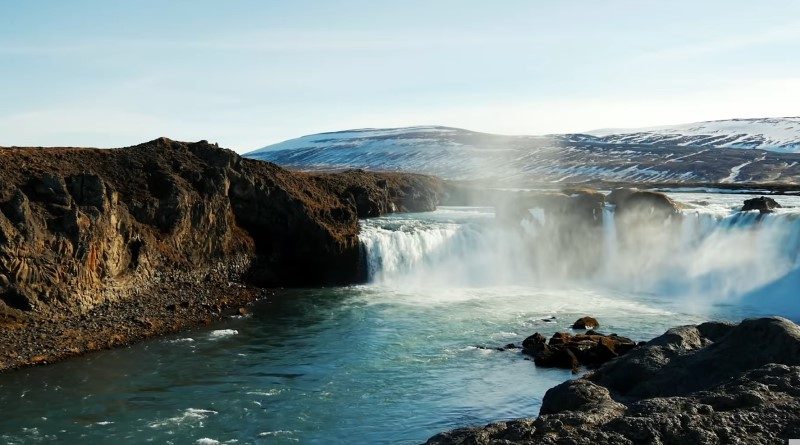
[427,317,800,445]
[742,196,782,214]
[522,330,637,370]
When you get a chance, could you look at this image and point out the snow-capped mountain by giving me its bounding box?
[246,119,800,184]
[587,117,800,153]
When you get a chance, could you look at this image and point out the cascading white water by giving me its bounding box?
[359,219,463,283]
[601,205,618,275]
[358,195,800,316]
[359,208,535,287]
[599,210,800,303]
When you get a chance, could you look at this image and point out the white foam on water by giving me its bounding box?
[148,408,218,429]
[245,389,284,397]
[208,329,238,339]
[489,332,518,339]
[195,439,239,445]
[258,430,298,437]
[168,337,195,343]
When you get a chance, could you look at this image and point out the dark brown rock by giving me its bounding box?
[534,345,580,370]
[310,169,443,218]
[573,316,599,329]
[611,189,684,258]
[614,190,680,220]
[606,187,637,206]
[561,187,606,224]
[522,332,547,352]
[522,330,637,370]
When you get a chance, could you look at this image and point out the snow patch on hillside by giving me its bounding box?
[586,117,800,152]
[252,126,462,153]
[245,118,800,184]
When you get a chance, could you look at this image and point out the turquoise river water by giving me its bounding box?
[2,193,799,444]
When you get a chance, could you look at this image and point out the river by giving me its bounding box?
[1,192,799,444]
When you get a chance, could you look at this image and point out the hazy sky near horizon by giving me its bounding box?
[1,1,800,152]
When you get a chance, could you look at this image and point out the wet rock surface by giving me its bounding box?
[522,330,637,370]
[426,317,800,445]
[572,316,599,329]
[0,138,443,371]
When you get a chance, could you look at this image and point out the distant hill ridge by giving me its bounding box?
[247,117,800,184]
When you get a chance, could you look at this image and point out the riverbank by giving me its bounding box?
[0,256,264,370]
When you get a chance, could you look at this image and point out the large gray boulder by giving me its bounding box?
[426,317,800,445]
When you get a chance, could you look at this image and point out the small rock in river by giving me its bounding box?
[572,316,599,330]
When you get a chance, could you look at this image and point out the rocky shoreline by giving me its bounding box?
[0,257,264,370]
[426,317,800,445]
[0,138,444,371]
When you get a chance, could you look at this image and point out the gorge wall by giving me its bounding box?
[0,138,443,369]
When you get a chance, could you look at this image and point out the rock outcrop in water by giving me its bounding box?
[427,317,800,445]
[481,188,609,278]
[0,138,443,370]
[742,196,782,214]
[611,188,680,221]
[572,316,599,329]
[522,330,637,370]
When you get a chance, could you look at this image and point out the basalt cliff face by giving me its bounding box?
[0,138,443,370]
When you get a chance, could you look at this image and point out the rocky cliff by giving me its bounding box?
[0,138,443,370]
[426,317,800,445]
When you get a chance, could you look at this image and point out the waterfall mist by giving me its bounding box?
[359,196,800,317]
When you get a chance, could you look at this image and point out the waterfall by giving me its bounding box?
[600,210,800,302]
[359,220,464,283]
[601,205,618,275]
[358,210,535,287]
[358,205,800,314]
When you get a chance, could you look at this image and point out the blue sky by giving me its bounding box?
[1,1,799,152]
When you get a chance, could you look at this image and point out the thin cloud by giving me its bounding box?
[0,29,542,56]
[640,21,800,62]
